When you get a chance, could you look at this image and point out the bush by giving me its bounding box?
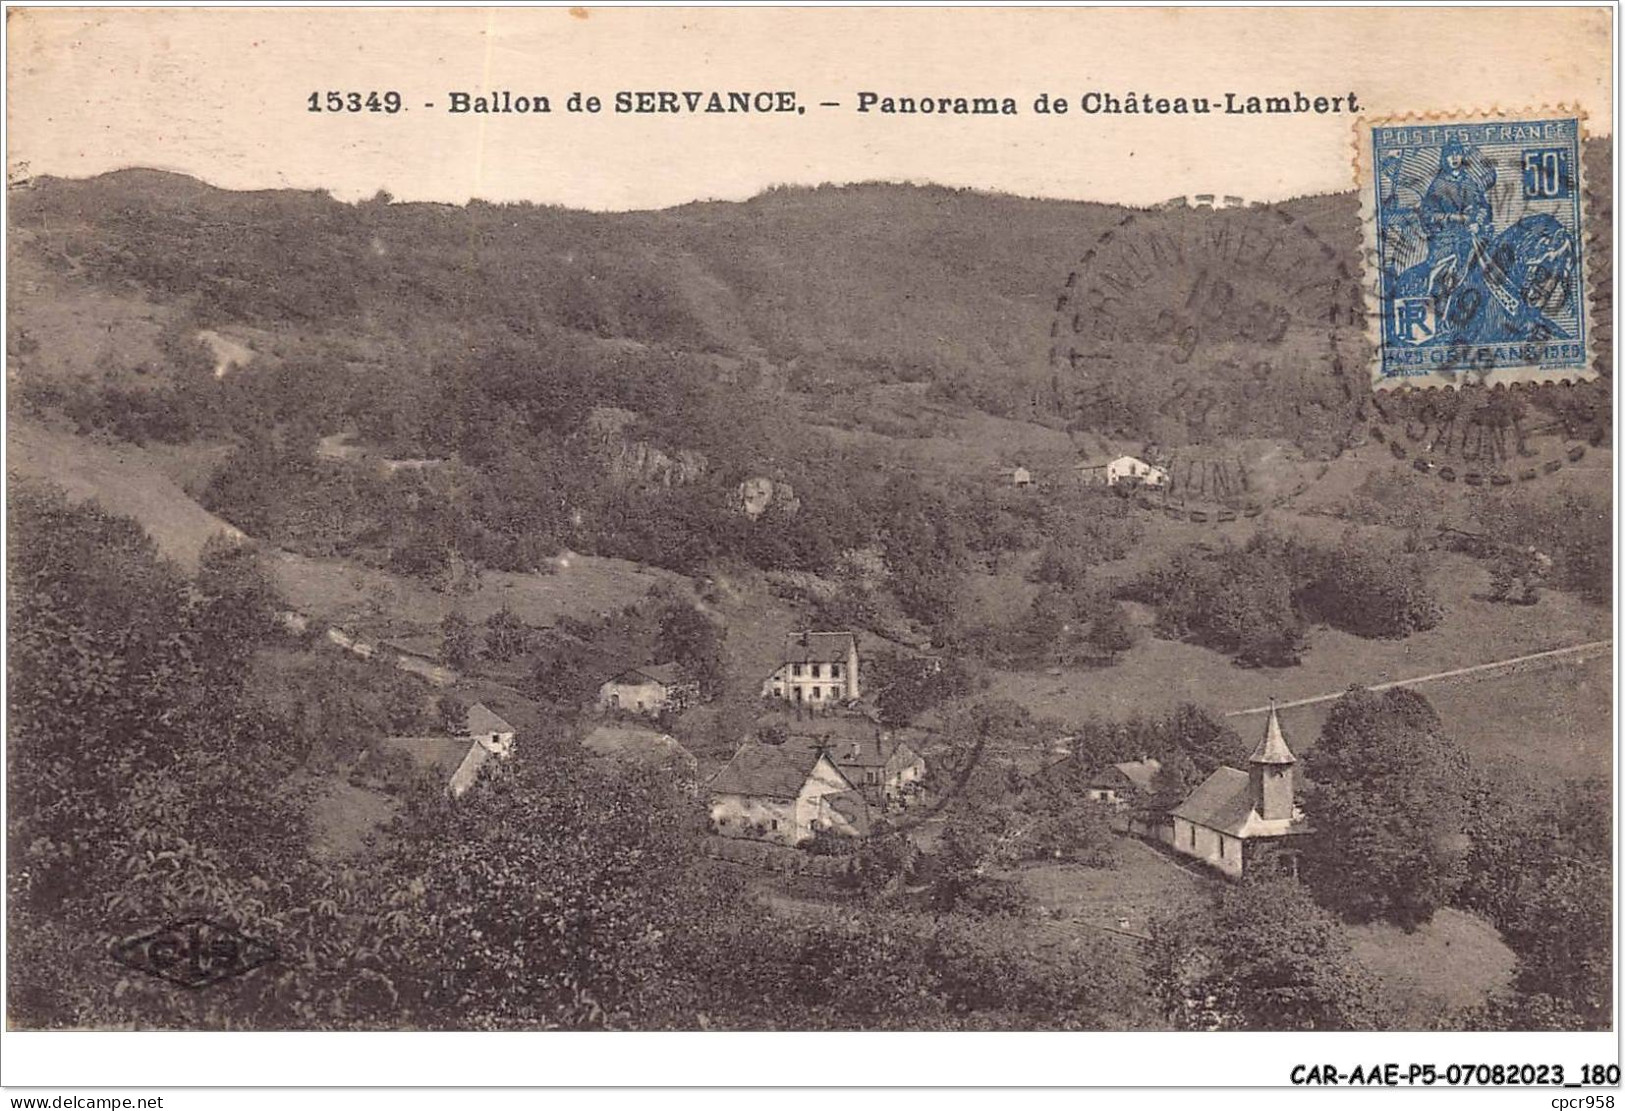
[1300,532,1441,638]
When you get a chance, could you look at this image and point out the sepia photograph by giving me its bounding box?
[2,3,1617,1099]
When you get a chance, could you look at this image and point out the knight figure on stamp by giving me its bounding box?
[1363,113,1593,391]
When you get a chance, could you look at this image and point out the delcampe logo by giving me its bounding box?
[111,917,277,989]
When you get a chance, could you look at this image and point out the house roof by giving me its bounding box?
[1115,757,1162,791]
[1081,757,1160,791]
[581,724,694,768]
[709,737,851,800]
[777,631,857,665]
[448,744,493,796]
[1249,704,1296,765]
[1085,765,1136,790]
[606,662,686,687]
[826,732,920,771]
[1169,766,1256,836]
[466,702,515,737]
[641,662,685,686]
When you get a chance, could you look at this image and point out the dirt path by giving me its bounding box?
[1224,639,1613,717]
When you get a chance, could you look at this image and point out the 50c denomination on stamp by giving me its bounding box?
[1357,109,1596,391]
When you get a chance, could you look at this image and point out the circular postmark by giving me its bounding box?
[1048,201,1367,514]
[1364,379,1607,487]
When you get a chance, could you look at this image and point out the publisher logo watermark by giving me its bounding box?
[111,917,277,989]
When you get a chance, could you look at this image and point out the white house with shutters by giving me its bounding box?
[762,631,860,710]
[1076,455,1171,490]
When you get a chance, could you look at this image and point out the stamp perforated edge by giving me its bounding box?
[1353,105,1599,394]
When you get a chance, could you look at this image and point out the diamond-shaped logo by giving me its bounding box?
[111,917,277,989]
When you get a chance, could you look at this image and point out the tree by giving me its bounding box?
[8,487,316,1028]
[1165,703,1247,778]
[1146,878,1384,1030]
[869,651,971,728]
[483,606,531,662]
[192,534,285,687]
[1487,545,1549,605]
[656,600,725,698]
[1143,749,1198,815]
[440,610,479,669]
[1018,769,1117,867]
[1302,531,1442,637]
[1460,771,1612,1029]
[1300,688,1474,928]
[1087,604,1135,663]
[1134,541,1306,667]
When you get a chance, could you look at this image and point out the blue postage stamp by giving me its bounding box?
[1360,112,1593,391]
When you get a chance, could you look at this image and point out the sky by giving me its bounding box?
[5,7,1615,211]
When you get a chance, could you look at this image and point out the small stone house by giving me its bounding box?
[762,631,860,709]
[596,663,698,716]
[376,702,516,799]
[709,737,870,846]
[1169,703,1305,878]
[1085,757,1162,806]
[826,730,926,808]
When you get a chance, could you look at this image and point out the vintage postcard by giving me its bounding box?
[2,4,1615,1099]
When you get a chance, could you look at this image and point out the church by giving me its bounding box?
[1169,702,1308,878]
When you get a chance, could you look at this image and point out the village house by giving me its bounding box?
[1085,757,1162,806]
[580,723,698,792]
[802,719,927,808]
[709,736,870,846]
[1001,465,1033,488]
[596,663,698,716]
[1169,703,1306,878]
[1076,455,1171,490]
[761,631,860,709]
[375,702,516,799]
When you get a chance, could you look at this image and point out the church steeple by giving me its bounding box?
[1249,700,1296,821]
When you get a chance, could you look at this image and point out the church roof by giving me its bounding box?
[1170,767,1256,836]
[1249,703,1296,765]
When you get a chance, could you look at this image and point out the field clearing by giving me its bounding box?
[1013,840,1212,939]
[991,546,1608,766]
[301,774,401,862]
[271,548,690,632]
[1020,841,1514,1028]
[1245,651,1612,783]
[10,420,692,632]
[1347,908,1516,1028]
[7,242,172,382]
[9,420,243,570]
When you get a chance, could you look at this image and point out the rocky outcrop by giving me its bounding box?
[735,476,800,519]
[585,406,708,487]
[608,441,708,487]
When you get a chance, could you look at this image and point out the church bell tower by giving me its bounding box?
[1249,700,1297,821]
